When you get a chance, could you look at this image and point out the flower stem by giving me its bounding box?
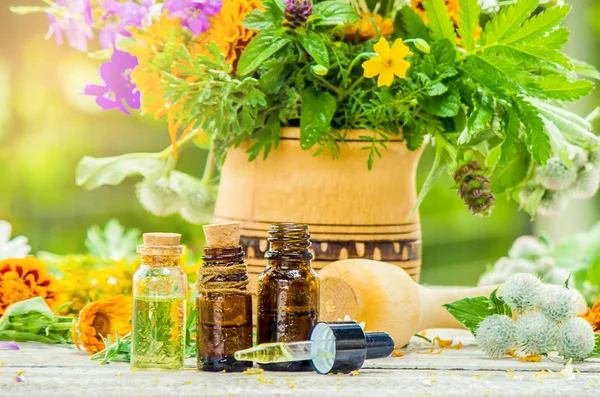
[200,139,217,188]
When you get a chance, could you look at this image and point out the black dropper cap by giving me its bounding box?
[309,321,395,375]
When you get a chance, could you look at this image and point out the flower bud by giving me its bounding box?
[515,311,558,356]
[557,318,595,361]
[501,273,543,312]
[567,163,599,200]
[538,190,568,216]
[535,158,577,191]
[475,315,515,358]
[311,64,328,76]
[508,236,546,261]
[540,285,577,322]
[409,98,418,107]
[414,39,430,54]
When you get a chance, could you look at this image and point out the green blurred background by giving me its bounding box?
[0,0,598,286]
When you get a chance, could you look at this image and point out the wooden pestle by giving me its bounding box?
[318,259,587,348]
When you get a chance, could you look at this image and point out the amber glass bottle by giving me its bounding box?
[196,246,253,372]
[257,223,320,371]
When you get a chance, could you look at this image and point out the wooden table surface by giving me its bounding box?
[1,329,599,397]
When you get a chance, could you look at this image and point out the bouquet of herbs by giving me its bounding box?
[12,0,599,219]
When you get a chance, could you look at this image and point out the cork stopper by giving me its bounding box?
[203,222,241,248]
[143,232,182,247]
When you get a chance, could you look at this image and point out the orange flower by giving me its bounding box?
[72,295,132,354]
[190,0,263,69]
[343,12,394,41]
[580,298,600,332]
[0,257,60,317]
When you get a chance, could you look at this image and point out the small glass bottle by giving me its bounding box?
[197,245,253,372]
[257,223,320,371]
[131,233,187,371]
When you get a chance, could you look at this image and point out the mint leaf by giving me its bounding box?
[420,88,460,117]
[313,1,360,26]
[300,88,337,150]
[297,31,329,68]
[423,0,457,45]
[243,9,273,31]
[443,296,492,335]
[237,29,290,76]
[457,0,481,52]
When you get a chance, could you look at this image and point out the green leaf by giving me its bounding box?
[531,99,600,150]
[591,334,600,359]
[247,111,281,161]
[398,6,430,40]
[75,155,164,191]
[521,185,545,218]
[237,29,290,76]
[263,0,284,22]
[570,58,600,80]
[423,0,457,45]
[243,9,273,31]
[480,0,538,46]
[459,94,492,145]
[489,288,513,317]
[492,141,530,194]
[407,145,447,220]
[258,58,290,93]
[420,88,460,117]
[529,27,569,50]
[427,82,448,96]
[443,296,492,335]
[313,1,360,26]
[541,115,572,167]
[300,88,337,150]
[457,0,481,52]
[498,108,520,167]
[515,98,551,165]
[492,44,571,69]
[85,219,141,261]
[539,75,594,102]
[501,5,570,46]
[297,31,329,68]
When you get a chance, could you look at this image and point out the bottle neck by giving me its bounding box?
[265,223,313,267]
[201,246,248,285]
[138,245,184,267]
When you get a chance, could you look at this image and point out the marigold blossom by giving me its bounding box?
[362,37,411,87]
[0,257,60,317]
[72,295,132,354]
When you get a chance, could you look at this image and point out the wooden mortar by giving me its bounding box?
[319,259,588,348]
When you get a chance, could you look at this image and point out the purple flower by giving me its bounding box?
[83,51,140,114]
[283,0,313,29]
[98,0,149,49]
[0,341,19,350]
[164,0,223,35]
[46,0,94,52]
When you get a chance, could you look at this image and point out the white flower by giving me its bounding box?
[557,318,595,362]
[502,273,543,312]
[515,312,558,356]
[475,315,515,358]
[0,221,31,260]
[540,285,577,322]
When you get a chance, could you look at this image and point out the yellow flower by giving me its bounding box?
[343,12,394,42]
[0,257,60,317]
[190,0,263,69]
[362,38,411,87]
[72,295,132,355]
[128,14,185,119]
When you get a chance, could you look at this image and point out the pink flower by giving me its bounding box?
[164,0,222,35]
[45,0,94,52]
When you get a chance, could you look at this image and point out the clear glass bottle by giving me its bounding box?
[257,223,320,371]
[197,246,253,372]
[131,233,187,371]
